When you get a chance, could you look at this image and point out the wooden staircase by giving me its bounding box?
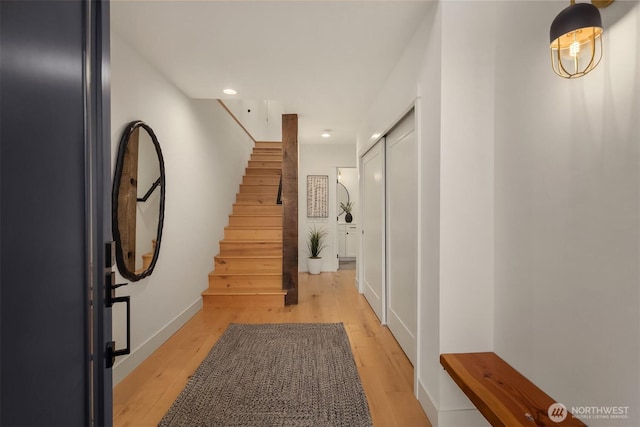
[202,141,286,308]
[136,239,156,274]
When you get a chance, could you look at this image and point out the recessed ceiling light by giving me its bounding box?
[371,133,381,139]
[321,130,331,138]
[223,88,237,95]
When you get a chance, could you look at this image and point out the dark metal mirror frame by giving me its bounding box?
[112,120,166,282]
[337,181,350,217]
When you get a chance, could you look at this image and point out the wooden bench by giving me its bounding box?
[440,352,586,427]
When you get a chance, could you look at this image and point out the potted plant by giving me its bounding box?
[306,226,327,275]
[340,201,354,223]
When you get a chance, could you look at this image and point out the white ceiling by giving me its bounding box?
[111,1,430,145]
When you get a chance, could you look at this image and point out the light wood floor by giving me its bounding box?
[113,270,432,427]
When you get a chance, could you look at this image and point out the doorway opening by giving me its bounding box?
[336,167,358,270]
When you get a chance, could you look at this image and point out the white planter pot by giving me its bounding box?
[308,257,323,275]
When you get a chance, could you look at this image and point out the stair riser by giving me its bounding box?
[248,160,282,169]
[236,194,278,203]
[142,254,153,270]
[208,274,282,288]
[203,294,284,309]
[250,155,281,162]
[239,184,280,194]
[219,241,282,256]
[254,141,282,149]
[232,205,282,215]
[228,216,282,227]
[233,200,281,206]
[252,149,282,156]
[242,176,281,185]
[246,168,281,176]
[214,258,282,274]
[224,229,282,240]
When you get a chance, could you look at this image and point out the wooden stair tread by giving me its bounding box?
[235,196,279,199]
[225,226,282,229]
[237,192,279,194]
[215,255,282,259]
[240,183,280,185]
[208,271,282,277]
[233,201,280,205]
[221,239,281,243]
[230,213,282,217]
[202,287,286,296]
[233,203,282,206]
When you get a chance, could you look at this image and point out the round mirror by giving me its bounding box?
[337,181,350,216]
[112,121,166,281]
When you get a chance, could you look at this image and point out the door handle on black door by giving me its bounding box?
[105,241,131,369]
[105,271,130,368]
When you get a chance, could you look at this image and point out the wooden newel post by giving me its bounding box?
[282,114,299,305]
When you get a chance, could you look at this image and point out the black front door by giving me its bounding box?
[1,1,112,425]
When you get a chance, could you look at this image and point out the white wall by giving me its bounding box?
[493,2,640,426]
[224,99,283,142]
[359,1,639,425]
[110,32,253,385]
[416,4,444,424]
[437,1,496,418]
[299,144,356,272]
[358,1,494,424]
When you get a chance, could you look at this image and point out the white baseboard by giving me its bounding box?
[417,380,488,427]
[438,409,489,427]
[112,298,202,386]
[418,380,439,426]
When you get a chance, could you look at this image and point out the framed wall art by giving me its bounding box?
[307,175,328,218]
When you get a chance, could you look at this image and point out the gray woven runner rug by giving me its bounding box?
[159,323,372,427]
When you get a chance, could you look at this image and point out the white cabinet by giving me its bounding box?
[338,224,358,258]
[338,224,346,257]
[346,225,358,257]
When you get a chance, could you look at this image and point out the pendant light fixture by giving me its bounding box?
[550,0,613,79]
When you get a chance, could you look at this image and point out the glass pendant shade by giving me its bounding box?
[550,2,603,79]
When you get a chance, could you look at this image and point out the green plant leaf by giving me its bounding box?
[306,225,328,258]
[340,201,353,214]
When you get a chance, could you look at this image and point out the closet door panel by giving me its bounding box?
[361,142,385,322]
[386,110,417,365]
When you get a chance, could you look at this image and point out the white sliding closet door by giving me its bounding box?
[386,110,417,365]
[361,141,385,322]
